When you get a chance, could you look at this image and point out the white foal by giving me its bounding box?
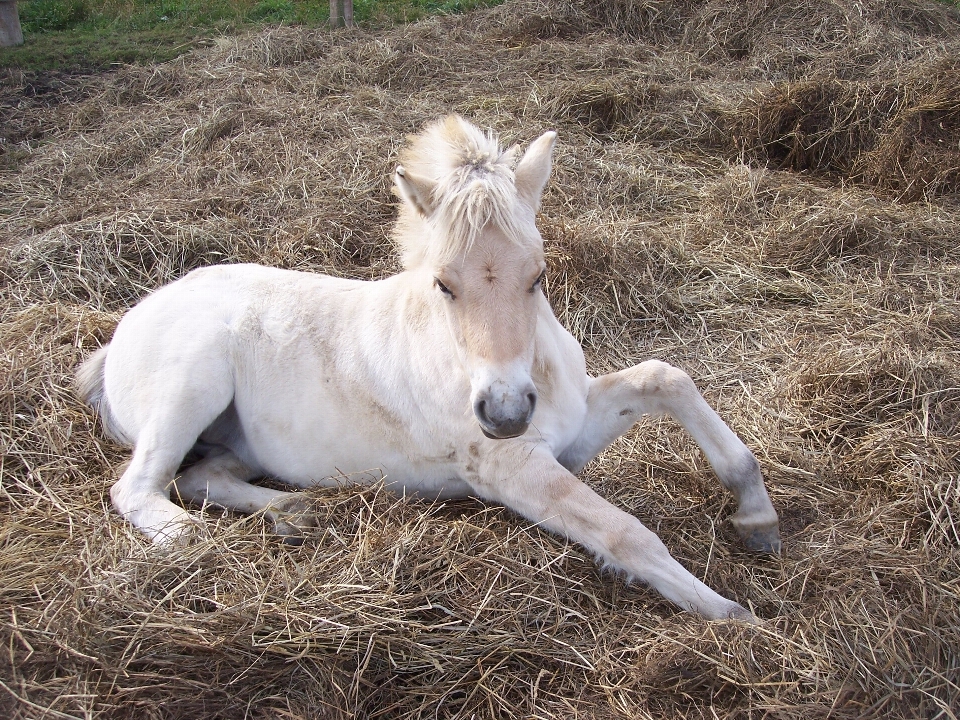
[78,115,780,621]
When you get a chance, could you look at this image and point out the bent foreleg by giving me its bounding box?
[558,360,780,552]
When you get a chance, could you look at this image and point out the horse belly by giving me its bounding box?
[244,418,472,499]
[231,354,474,499]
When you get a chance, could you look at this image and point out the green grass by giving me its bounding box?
[1,0,502,71]
[5,1,958,73]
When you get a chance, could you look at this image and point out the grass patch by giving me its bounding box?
[1,0,503,71]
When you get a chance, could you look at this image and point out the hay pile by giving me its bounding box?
[2,0,959,717]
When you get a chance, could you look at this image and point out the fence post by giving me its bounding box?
[0,1,24,47]
[329,0,354,28]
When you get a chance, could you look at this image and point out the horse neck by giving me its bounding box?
[389,267,450,330]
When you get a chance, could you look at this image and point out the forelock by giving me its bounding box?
[394,116,536,267]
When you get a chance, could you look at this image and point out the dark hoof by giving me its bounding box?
[726,603,760,624]
[268,496,317,542]
[742,526,782,554]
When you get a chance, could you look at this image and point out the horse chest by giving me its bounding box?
[529,325,590,457]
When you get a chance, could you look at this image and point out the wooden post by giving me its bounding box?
[0,1,24,47]
[329,0,353,28]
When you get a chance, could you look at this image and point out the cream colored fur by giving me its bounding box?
[78,115,780,621]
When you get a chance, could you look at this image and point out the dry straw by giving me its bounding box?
[1,0,959,717]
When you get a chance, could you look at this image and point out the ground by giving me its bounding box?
[0,1,958,718]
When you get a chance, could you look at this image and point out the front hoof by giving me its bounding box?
[731,510,782,554]
[725,602,760,624]
[700,599,759,623]
[740,524,782,554]
[267,496,317,542]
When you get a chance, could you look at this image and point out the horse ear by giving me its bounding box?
[395,166,436,217]
[514,130,557,211]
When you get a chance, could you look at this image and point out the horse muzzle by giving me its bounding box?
[473,383,537,440]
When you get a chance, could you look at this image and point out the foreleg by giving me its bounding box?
[558,360,780,552]
[471,444,755,621]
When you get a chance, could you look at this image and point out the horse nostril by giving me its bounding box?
[474,388,535,437]
[475,398,489,424]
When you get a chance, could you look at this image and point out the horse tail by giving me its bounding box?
[76,345,130,444]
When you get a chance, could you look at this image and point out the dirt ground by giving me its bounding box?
[1,1,958,717]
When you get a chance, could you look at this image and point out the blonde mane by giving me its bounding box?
[393,116,533,269]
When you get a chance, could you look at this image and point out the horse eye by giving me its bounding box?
[435,278,455,299]
[531,270,546,292]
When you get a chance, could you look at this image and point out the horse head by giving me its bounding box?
[393,116,557,439]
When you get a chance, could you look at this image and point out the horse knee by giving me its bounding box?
[655,362,697,396]
[171,469,209,504]
[630,360,698,411]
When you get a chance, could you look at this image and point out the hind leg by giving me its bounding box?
[104,331,239,544]
[173,450,316,541]
[111,433,202,544]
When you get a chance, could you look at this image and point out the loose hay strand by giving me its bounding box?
[2,0,960,718]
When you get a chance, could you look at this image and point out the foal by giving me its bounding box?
[79,116,781,620]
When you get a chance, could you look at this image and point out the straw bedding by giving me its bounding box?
[1,0,958,717]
